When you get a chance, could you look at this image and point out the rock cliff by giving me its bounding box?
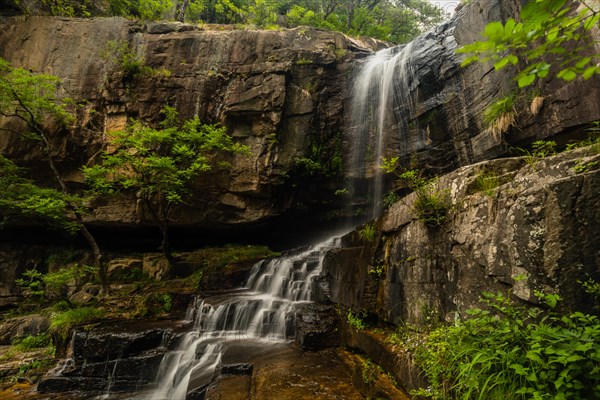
[324,146,600,326]
[1,0,599,239]
[0,16,381,236]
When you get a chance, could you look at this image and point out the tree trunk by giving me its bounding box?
[78,220,108,293]
[145,197,174,268]
[176,0,190,22]
[159,219,173,265]
[38,129,109,293]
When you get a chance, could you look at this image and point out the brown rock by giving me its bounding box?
[0,315,50,345]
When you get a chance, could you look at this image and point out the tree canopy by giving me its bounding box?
[0,57,109,291]
[11,0,445,44]
[83,106,249,260]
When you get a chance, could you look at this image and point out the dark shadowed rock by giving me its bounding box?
[295,303,340,349]
[220,363,253,376]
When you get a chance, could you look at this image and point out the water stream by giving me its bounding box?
[44,44,417,399]
[146,43,418,397]
[348,43,416,219]
[145,237,343,399]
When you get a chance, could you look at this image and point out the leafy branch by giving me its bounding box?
[458,0,600,88]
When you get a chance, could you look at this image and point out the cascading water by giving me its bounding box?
[144,45,418,398]
[348,42,416,220]
[46,43,419,400]
[145,237,342,399]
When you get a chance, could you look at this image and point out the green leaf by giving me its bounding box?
[584,13,600,30]
[576,57,591,69]
[518,73,537,87]
[494,57,510,70]
[484,21,504,39]
[583,66,598,80]
[557,68,577,81]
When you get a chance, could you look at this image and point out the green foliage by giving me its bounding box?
[473,171,501,197]
[531,140,557,158]
[83,106,248,255]
[368,260,385,277]
[413,185,450,227]
[565,122,600,153]
[294,141,343,178]
[458,0,600,87]
[106,0,443,44]
[46,264,98,293]
[248,0,277,27]
[347,309,367,330]
[361,357,383,385]
[15,269,46,300]
[0,57,73,133]
[383,191,400,208]
[381,157,451,227]
[101,40,170,80]
[574,159,599,174]
[295,57,313,65]
[483,95,517,140]
[136,292,173,317]
[334,188,349,196]
[38,0,93,17]
[0,58,107,290]
[11,333,52,352]
[49,307,105,340]
[16,264,98,300]
[515,140,558,168]
[0,157,80,231]
[138,0,175,20]
[413,291,600,400]
[580,278,600,298]
[13,358,56,382]
[358,222,377,242]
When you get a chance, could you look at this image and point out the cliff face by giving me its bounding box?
[325,146,600,325]
[1,0,599,235]
[0,16,381,231]
[357,0,600,175]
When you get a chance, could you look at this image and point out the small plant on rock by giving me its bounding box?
[358,222,377,242]
[483,94,517,141]
[381,157,451,227]
[474,171,502,196]
[347,309,367,330]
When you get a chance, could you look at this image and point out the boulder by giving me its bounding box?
[0,315,50,345]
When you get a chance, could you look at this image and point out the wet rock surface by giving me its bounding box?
[294,303,340,350]
[37,320,190,394]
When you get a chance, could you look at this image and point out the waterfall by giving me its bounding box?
[348,43,416,220]
[146,237,342,399]
[145,45,419,398]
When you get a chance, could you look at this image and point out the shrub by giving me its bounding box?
[566,122,600,154]
[16,265,98,300]
[380,158,451,227]
[413,291,600,400]
[413,185,451,227]
[12,333,52,352]
[483,95,517,141]
[383,191,400,208]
